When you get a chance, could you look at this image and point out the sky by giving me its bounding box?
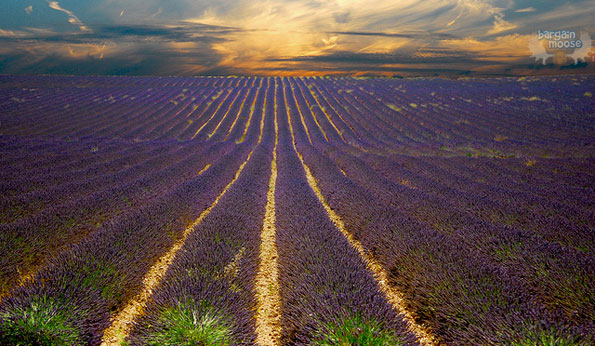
[0,0,593,76]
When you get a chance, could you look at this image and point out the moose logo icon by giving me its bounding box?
[529,30,592,65]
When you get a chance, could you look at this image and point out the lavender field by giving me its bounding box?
[0,74,593,346]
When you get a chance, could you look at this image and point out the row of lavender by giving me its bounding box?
[313,76,594,153]
[1,80,418,345]
[0,77,275,295]
[274,85,418,345]
[0,75,592,345]
[0,76,271,344]
[127,81,418,345]
[279,77,593,253]
[125,87,278,346]
[307,142,594,344]
[127,87,279,345]
[0,75,263,142]
[2,75,593,155]
[0,135,259,344]
[275,76,594,345]
[0,136,236,295]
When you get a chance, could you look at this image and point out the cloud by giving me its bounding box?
[1,0,594,76]
[47,1,90,32]
[267,50,481,65]
[0,40,227,76]
[0,29,21,38]
[94,23,235,43]
[330,31,456,39]
[333,11,351,24]
[151,8,163,18]
[488,14,517,35]
[0,22,236,76]
[25,6,33,15]
[509,2,595,30]
[515,7,536,13]
[0,22,236,45]
[440,34,531,62]
[180,0,531,73]
[99,42,106,59]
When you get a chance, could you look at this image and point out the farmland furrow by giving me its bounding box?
[0,140,233,297]
[225,79,263,142]
[0,141,183,223]
[295,150,437,346]
[291,140,593,344]
[156,89,214,140]
[139,88,209,140]
[254,82,280,346]
[284,82,436,346]
[0,142,256,345]
[101,145,258,346]
[292,78,341,142]
[330,81,419,146]
[121,90,199,140]
[191,88,238,140]
[310,79,384,148]
[287,82,313,145]
[321,81,402,147]
[176,88,227,140]
[0,75,593,346]
[298,78,345,142]
[126,82,276,346]
[290,80,327,143]
[277,81,418,345]
[305,78,365,146]
[208,87,251,140]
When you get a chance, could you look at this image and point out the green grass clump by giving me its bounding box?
[511,327,592,346]
[144,300,235,346]
[0,295,81,346]
[313,314,403,346]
